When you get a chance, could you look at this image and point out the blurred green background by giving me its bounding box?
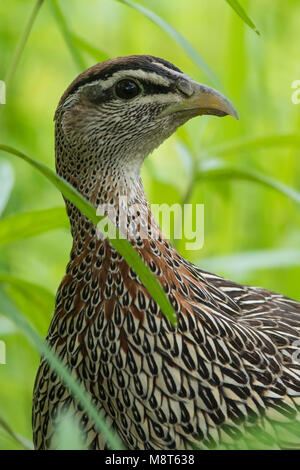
[0,0,300,449]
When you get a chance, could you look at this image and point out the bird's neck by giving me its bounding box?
[56,140,162,248]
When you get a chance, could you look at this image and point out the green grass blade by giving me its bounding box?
[0,161,14,217]
[0,288,124,449]
[0,144,176,324]
[0,207,68,246]
[50,0,86,71]
[71,33,110,62]
[0,273,55,333]
[115,0,222,88]
[198,248,300,274]
[197,160,300,206]
[225,0,260,35]
[207,134,300,156]
[0,415,33,450]
[4,0,45,87]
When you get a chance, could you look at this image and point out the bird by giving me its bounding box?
[32,55,300,450]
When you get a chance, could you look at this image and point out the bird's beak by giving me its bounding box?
[159,81,238,120]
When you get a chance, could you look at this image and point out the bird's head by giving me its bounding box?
[55,55,237,188]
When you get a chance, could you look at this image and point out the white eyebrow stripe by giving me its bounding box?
[152,62,187,79]
[153,62,198,89]
[95,69,172,91]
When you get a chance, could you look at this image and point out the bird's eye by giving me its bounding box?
[115,79,141,100]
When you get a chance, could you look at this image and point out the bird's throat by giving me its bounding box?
[63,159,163,251]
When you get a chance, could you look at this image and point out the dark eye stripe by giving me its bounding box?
[139,80,172,95]
[112,79,172,96]
[85,78,174,105]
